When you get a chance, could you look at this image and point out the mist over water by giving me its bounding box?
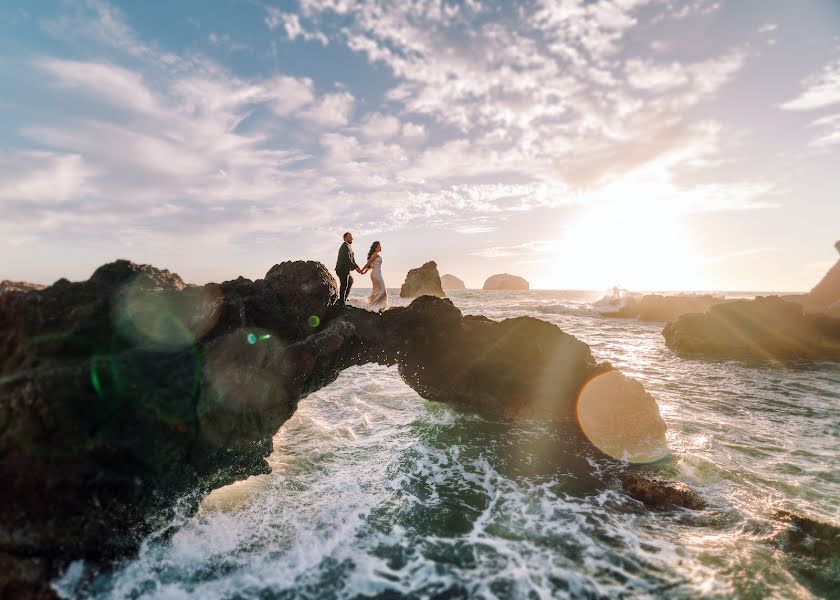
[56,290,840,599]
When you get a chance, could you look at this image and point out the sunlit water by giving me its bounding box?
[56,290,840,599]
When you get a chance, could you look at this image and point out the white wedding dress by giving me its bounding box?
[365,254,388,313]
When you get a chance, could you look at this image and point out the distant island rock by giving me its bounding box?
[483,273,529,291]
[400,261,446,298]
[440,274,466,290]
[0,280,46,294]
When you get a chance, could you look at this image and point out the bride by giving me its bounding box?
[359,241,388,313]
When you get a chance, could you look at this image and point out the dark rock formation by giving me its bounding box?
[774,510,840,560]
[0,259,668,586]
[483,273,529,291]
[805,240,840,307]
[440,274,466,290]
[603,294,726,322]
[0,280,46,294]
[663,296,840,361]
[399,261,446,298]
[620,472,706,510]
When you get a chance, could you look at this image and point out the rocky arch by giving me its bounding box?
[0,260,667,581]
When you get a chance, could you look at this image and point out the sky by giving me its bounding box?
[0,0,839,291]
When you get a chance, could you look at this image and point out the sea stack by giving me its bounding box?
[483,273,529,291]
[400,261,446,298]
[440,274,466,290]
[806,240,840,307]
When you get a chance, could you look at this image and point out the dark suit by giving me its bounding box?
[335,241,360,306]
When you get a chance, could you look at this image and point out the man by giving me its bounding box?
[335,231,362,306]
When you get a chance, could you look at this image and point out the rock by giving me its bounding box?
[663,296,840,361]
[0,260,669,583]
[774,510,840,559]
[440,274,466,290]
[805,240,840,307]
[603,294,726,322]
[620,472,706,510]
[483,273,529,291]
[0,281,46,294]
[399,261,446,298]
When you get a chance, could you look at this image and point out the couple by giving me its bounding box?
[335,232,388,313]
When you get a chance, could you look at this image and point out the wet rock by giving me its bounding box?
[663,296,840,362]
[399,261,446,298]
[0,281,46,294]
[620,472,706,510]
[0,260,668,582]
[440,274,466,290]
[603,294,726,322]
[774,510,840,559]
[483,273,529,291]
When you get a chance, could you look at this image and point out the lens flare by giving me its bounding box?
[247,333,257,345]
[576,371,669,463]
[308,315,321,328]
[114,280,223,350]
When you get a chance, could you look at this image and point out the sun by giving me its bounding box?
[550,189,700,291]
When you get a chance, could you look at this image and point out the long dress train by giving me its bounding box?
[365,254,388,312]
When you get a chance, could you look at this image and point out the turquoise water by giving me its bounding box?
[56,290,840,599]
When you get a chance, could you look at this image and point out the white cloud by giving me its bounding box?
[300,92,355,127]
[808,113,840,148]
[0,151,95,202]
[361,113,401,139]
[265,7,328,45]
[780,59,840,111]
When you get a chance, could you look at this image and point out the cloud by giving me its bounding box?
[0,151,95,202]
[264,7,328,45]
[780,59,840,111]
[300,92,355,127]
[808,113,840,148]
[361,113,401,139]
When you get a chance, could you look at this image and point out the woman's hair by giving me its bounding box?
[367,241,380,259]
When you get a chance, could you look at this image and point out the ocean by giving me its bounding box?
[55,290,840,599]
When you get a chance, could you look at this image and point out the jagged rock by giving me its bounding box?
[0,259,668,583]
[807,241,840,307]
[400,261,446,298]
[663,296,840,361]
[0,280,46,294]
[483,273,529,291]
[620,472,706,510]
[440,274,466,290]
[774,510,840,559]
[603,294,726,322]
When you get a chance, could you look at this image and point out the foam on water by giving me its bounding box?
[55,290,840,599]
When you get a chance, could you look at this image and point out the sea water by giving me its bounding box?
[56,290,840,599]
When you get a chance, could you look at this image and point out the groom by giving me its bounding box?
[335,231,362,306]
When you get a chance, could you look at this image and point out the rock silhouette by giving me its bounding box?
[0,280,46,294]
[806,240,840,307]
[483,273,529,290]
[400,261,446,298]
[0,259,668,586]
[662,296,840,361]
[440,274,466,290]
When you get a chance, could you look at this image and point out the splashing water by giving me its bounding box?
[56,290,840,599]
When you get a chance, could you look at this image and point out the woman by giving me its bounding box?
[360,241,388,313]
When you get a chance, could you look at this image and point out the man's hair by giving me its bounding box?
[343,232,352,239]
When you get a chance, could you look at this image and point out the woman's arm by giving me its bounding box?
[361,252,378,273]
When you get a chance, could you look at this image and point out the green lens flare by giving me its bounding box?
[308,315,320,328]
[247,333,257,344]
[259,334,271,341]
